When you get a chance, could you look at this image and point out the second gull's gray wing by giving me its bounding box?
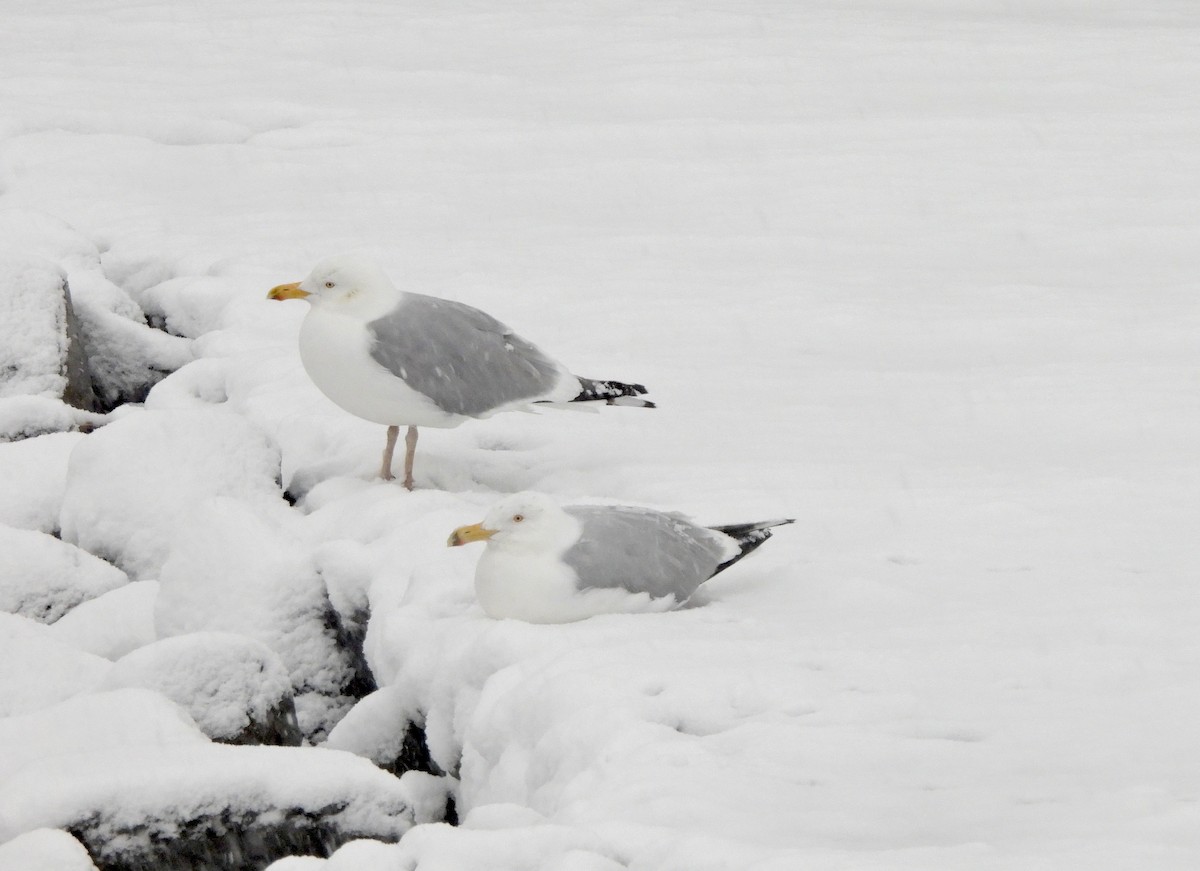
[367,293,568,416]
[561,506,729,601]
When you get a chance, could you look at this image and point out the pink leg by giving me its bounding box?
[400,427,420,491]
[380,425,399,481]
[402,426,418,491]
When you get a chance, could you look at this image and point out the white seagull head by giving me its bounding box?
[448,491,577,552]
[268,254,400,319]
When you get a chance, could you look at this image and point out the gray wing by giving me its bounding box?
[367,293,568,416]
[561,506,729,601]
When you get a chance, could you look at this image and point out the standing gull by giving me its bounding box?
[268,256,653,489]
[448,491,794,623]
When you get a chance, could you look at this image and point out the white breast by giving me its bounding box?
[474,547,673,623]
[298,308,464,429]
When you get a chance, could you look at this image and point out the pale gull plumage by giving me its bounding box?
[448,492,794,623]
[268,256,653,489]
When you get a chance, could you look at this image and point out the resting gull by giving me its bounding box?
[268,256,653,489]
[448,491,794,623]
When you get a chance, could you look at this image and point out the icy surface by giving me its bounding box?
[0,525,128,624]
[1,2,1198,870]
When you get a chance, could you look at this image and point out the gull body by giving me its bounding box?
[449,492,794,623]
[269,256,653,489]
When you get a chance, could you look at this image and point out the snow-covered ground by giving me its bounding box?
[2,1,1199,869]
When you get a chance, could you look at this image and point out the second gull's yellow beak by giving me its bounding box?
[448,523,497,547]
[267,281,310,301]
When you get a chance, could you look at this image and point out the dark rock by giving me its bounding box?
[227,695,303,748]
[61,281,99,411]
[70,800,402,871]
[324,601,377,703]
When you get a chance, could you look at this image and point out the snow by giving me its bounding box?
[0,829,98,871]
[0,688,206,782]
[2,1,1199,869]
[48,581,159,660]
[155,496,368,739]
[0,614,111,717]
[0,743,414,851]
[101,632,294,742]
[0,525,128,624]
[0,432,84,532]
[66,284,192,409]
[59,406,284,579]
[0,257,70,400]
[0,396,106,443]
[323,686,422,768]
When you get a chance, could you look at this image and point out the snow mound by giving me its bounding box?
[102,631,299,744]
[0,432,84,532]
[133,274,241,338]
[290,809,624,871]
[156,498,372,740]
[0,828,98,871]
[59,406,284,579]
[0,525,128,624]
[0,613,110,717]
[0,208,102,273]
[0,687,207,781]
[48,580,159,660]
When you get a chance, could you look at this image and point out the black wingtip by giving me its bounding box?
[573,377,654,406]
[711,518,795,575]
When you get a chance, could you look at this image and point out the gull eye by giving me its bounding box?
[512,514,524,523]
[324,281,335,289]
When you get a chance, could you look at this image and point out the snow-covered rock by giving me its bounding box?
[0,743,416,869]
[0,613,110,717]
[324,685,434,775]
[0,256,96,414]
[66,268,193,410]
[0,828,98,871]
[0,395,106,442]
[156,498,373,740]
[132,274,241,338]
[102,632,301,745]
[0,432,84,533]
[0,208,192,415]
[47,580,159,660]
[59,406,285,579]
[0,525,128,624]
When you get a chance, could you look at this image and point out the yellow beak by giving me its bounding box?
[267,281,311,301]
[448,522,497,547]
